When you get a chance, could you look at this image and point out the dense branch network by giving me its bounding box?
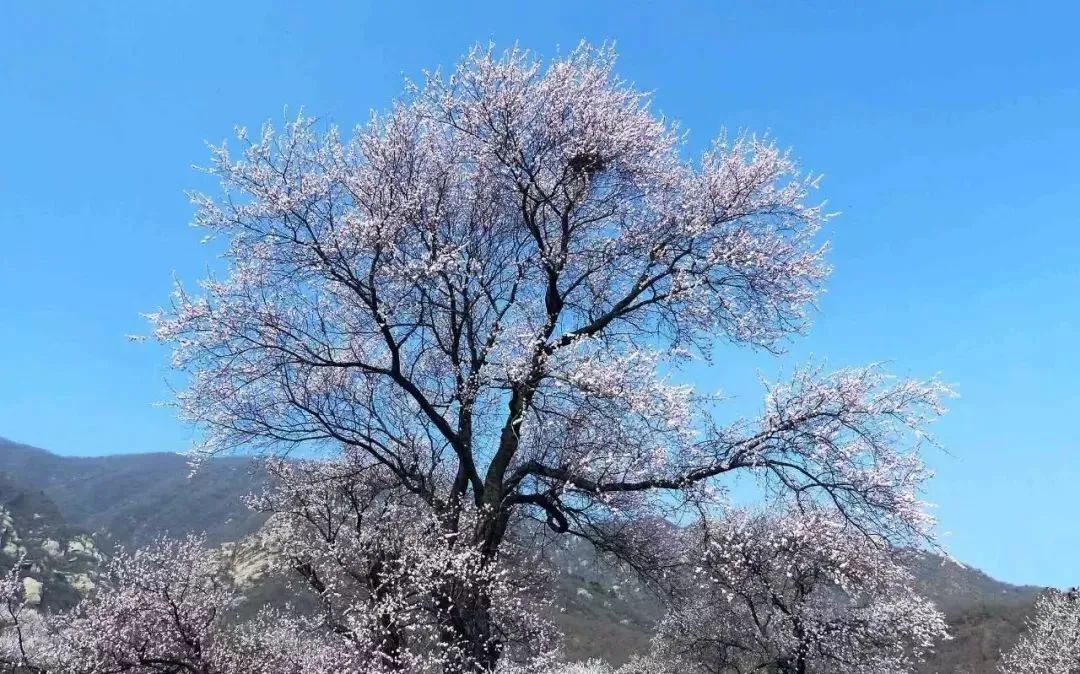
[646,509,948,674]
[152,43,945,550]
[136,42,953,671]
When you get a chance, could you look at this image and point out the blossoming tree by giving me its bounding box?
[46,536,348,674]
[648,509,948,673]
[999,588,1080,674]
[151,43,949,671]
[1,557,45,673]
[27,472,553,674]
[48,536,242,673]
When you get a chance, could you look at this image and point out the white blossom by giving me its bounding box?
[650,508,949,674]
[1000,588,1080,674]
[143,42,949,672]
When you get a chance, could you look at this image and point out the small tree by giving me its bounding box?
[152,43,949,671]
[50,536,234,673]
[48,536,346,674]
[1,556,46,673]
[649,509,948,674]
[1000,588,1080,674]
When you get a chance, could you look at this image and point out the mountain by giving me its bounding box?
[0,473,102,611]
[925,598,1037,674]
[0,437,267,549]
[0,436,1045,671]
[904,550,1041,609]
[903,551,1040,673]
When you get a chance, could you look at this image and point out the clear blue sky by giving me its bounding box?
[2,1,1078,588]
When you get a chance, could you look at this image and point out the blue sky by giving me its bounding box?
[2,1,1078,587]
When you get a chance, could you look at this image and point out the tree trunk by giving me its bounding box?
[437,581,501,673]
[776,656,807,674]
[777,618,810,674]
[437,507,512,672]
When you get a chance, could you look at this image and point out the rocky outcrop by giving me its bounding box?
[0,474,103,611]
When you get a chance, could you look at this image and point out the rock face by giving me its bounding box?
[21,576,43,605]
[0,473,102,611]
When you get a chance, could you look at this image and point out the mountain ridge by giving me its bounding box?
[0,437,268,548]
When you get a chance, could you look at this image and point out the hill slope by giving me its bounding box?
[0,473,102,611]
[0,437,267,549]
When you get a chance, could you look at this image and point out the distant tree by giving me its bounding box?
[151,42,949,671]
[648,509,948,674]
[999,588,1080,674]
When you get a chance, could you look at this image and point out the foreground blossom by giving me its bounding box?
[249,457,558,672]
[1,556,45,672]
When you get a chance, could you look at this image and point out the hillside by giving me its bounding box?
[0,437,267,548]
[0,437,1043,671]
[0,473,102,611]
[904,550,1041,609]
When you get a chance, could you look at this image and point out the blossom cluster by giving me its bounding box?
[248,457,559,673]
[649,508,949,674]
[1000,588,1080,673]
